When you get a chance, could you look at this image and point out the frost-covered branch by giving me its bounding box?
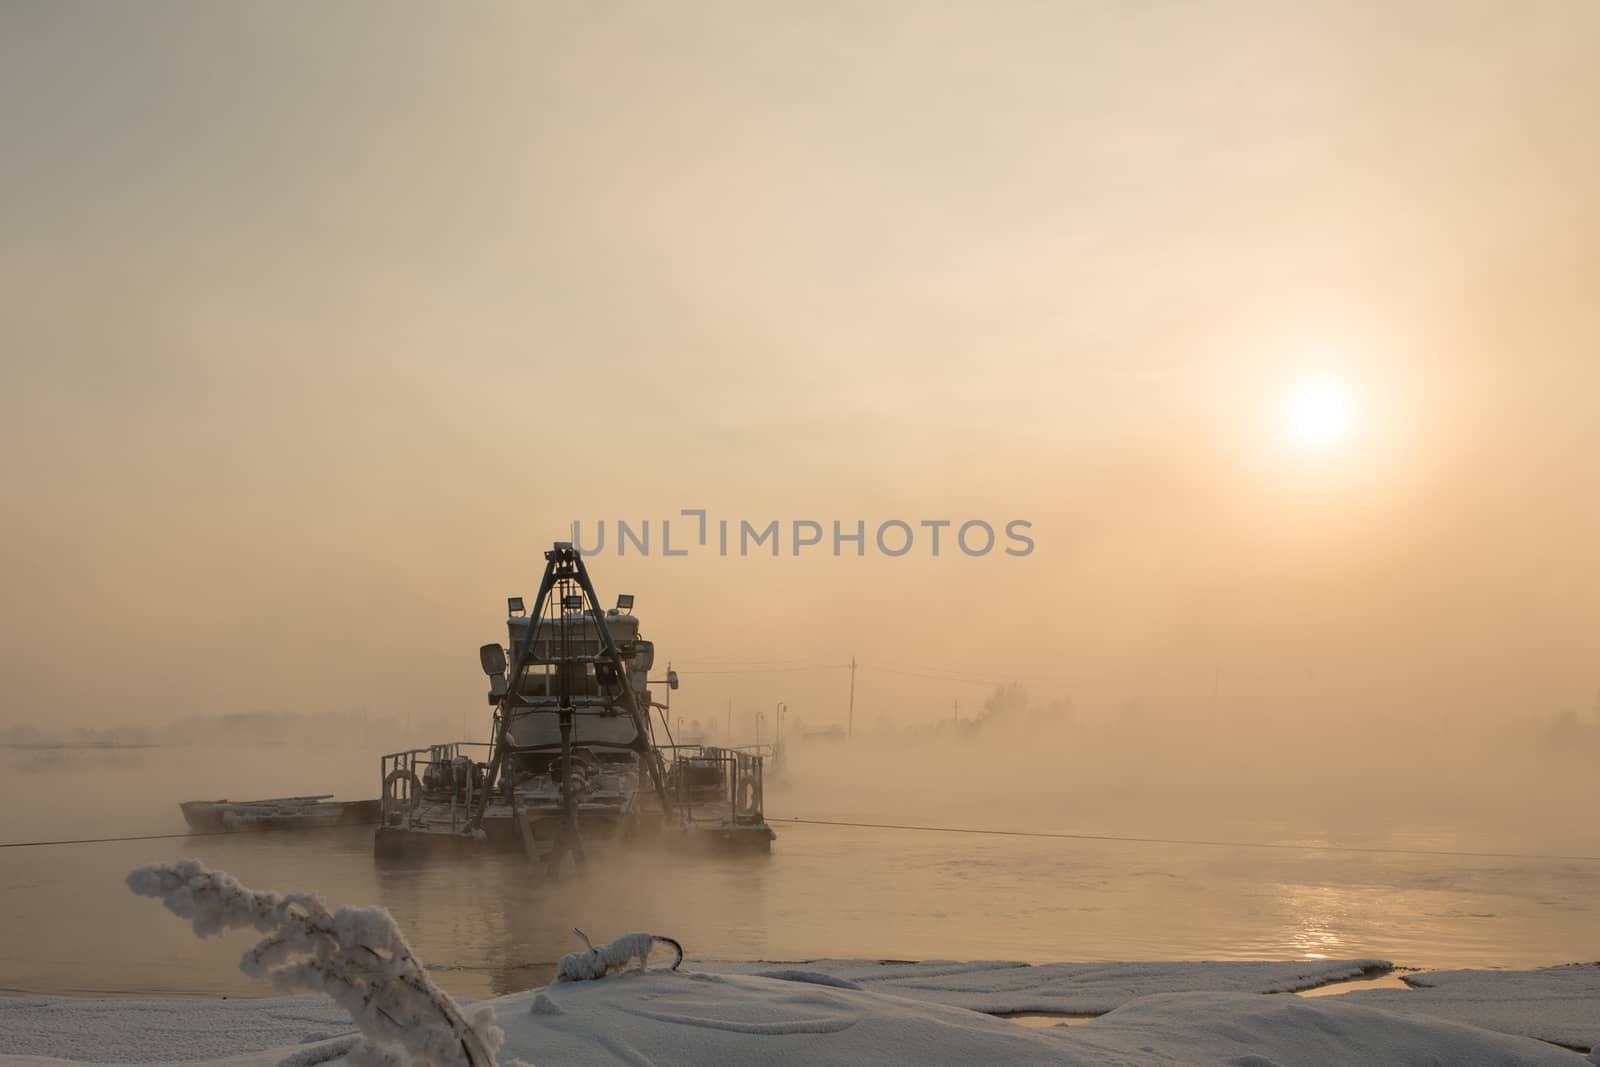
[556,928,684,982]
[127,859,516,1067]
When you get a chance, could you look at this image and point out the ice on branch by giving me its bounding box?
[126,858,519,1067]
[556,928,684,982]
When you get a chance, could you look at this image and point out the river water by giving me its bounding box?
[2,743,1596,998]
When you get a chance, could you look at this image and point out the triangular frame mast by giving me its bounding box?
[466,542,673,838]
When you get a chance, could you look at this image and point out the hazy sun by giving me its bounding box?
[1284,378,1354,447]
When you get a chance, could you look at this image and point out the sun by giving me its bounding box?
[1284,378,1354,447]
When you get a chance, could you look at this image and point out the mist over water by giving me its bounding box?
[3,700,1595,999]
[777,689,1600,855]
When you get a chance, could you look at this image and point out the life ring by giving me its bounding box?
[382,768,423,817]
[735,776,758,813]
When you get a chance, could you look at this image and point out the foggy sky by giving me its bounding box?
[2,1,1597,733]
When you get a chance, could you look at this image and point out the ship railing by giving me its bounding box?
[660,742,775,758]
[663,745,766,826]
[380,741,493,835]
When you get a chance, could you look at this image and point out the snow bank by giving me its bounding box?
[0,994,353,1064]
[694,957,1394,1013]
[1339,962,1600,1053]
[2,969,1586,1067]
[1066,990,1582,1066]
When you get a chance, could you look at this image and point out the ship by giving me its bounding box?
[373,542,775,868]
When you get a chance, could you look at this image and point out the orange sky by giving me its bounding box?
[2,1,1597,734]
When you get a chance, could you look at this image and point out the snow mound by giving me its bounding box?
[526,995,564,1017]
[491,971,1582,1067]
[1071,991,1583,1066]
[694,957,1393,1013]
[750,969,864,990]
[1340,962,1600,1053]
[3,969,1586,1067]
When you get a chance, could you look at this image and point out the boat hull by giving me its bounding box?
[180,798,380,833]
[373,816,773,860]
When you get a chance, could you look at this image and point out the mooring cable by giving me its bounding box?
[773,816,1600,864]
[0,822,379,849]
[7,814,1598,865]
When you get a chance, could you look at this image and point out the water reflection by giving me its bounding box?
[1282,883,1352,959]
[368,846,780,996]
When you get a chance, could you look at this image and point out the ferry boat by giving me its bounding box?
[373,542,775,868]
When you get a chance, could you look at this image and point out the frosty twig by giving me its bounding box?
[126,859,517,1067]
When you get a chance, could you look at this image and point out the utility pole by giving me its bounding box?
[726,697,732,744]
[953,699,958,723]
[847,656,856,738]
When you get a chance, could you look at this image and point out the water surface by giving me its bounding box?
[1,745,1595,998]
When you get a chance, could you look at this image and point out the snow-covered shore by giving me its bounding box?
[3,959,1595,1066]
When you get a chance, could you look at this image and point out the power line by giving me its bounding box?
[773,816,1600,864]
[864,661,1016,683]
[675,664,850,676]
[669,661,1014,683]
[857,664,1011,685]
[673,656,844,667]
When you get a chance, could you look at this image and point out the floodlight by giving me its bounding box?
[479,643,507,677]
[616,594,635,611]
[507,596,525,616]
[561,593,584,611]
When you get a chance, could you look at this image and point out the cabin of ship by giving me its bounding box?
[492,605,661,783]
